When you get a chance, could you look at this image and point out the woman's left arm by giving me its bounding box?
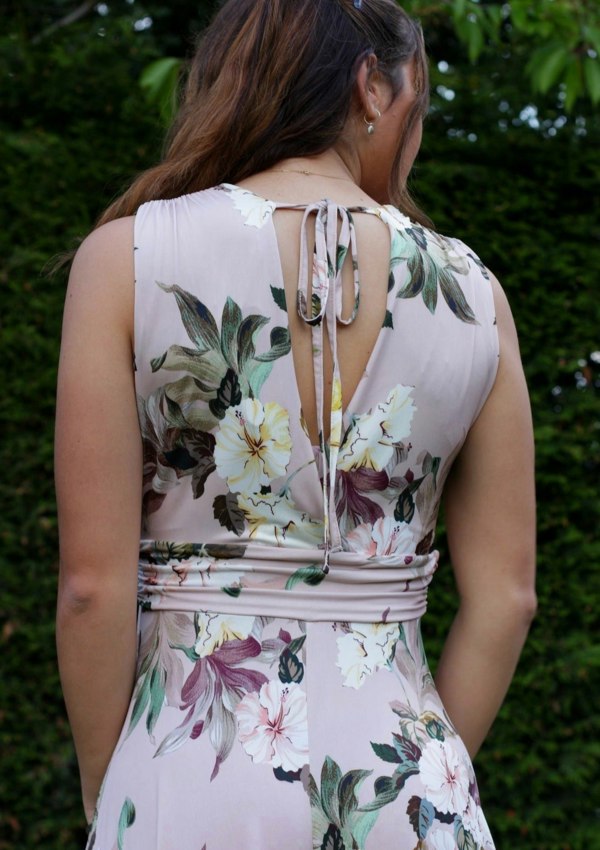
[55,217,141,822]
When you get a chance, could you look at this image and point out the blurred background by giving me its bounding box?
[1,1,599,848]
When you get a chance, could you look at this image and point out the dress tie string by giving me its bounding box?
[295,201,361,567]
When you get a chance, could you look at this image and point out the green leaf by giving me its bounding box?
[564,57,584,112]
[254,326,291,362]
[128,673,151,736]
[278,647,304,683]
[394,489,415,523]
[585,25,600,55]
[407,795,435,839]
[288,634,306,654]
[237,314,269,369]
[370,741,401,763]
[320,756,343,825]
[213,493,245,536]
[220,297,243,367]
[455,819,477,850]
[208,368,242,419]
[139,57,181,124]
[357,775,402,811]
[117,798,136,850]
[466,18,485,64]
[391,733,422,769]
[439,268,477,324]
[270,285,287,311]
[320,823,346,850]
[285,564,327,590]
[338,769,372,824]
[158,283,220,352]
[147,665,166,735]
[584,56,600,105]
[527,43,570,94]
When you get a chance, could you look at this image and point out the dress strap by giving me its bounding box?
[295,201,361,563]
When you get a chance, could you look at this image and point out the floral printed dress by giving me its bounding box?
[86,183,499,850]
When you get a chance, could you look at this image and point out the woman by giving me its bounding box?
[55,1,537,848]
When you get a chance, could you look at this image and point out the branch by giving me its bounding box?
[31,0,97,45]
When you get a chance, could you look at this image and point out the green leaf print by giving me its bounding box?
[270,284,287,311]
[394,489,415,523]
[254,326,291,362]
[310,757,378,850]
[278,647,304,684]
[407,795,435,839]
[370,742,401,763]
[237,314,269,370]
[391,226,478,324]
[213,493,245,536]
[382,309,394,329]
[358,775,402,811]
[208,368,242,419]
[455,819,478,850]
[320,757,343,824]
[391,733,422,769]
[220,296,243,367]
[284,564,327,590]
[116,798,135,850]
[158,283,220,351]
[147,665,166,735]
[320,823,346,850]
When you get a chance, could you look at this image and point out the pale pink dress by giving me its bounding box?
[86,183,499,850]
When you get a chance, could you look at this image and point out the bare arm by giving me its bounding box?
[435,275,537,758]
[55,217,141,822]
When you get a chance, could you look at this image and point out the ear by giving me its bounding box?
[354,53,393,118]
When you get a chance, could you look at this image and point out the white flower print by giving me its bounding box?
[337,384,416,472]
[237,490,323,547]
[463,793,494,848]
[345,517,414,557]
[194,612,254,658]
[377,204,413,231]
[214,399,292,493]
[425,825,457,850]
[336,621,399,689]
[226,185,276,228]
[236,680,308,771]
[418,739,470,815]
[428,232,470,276]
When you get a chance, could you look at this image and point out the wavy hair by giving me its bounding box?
[97,0,430,227]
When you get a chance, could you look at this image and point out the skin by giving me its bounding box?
[55,53,536,823]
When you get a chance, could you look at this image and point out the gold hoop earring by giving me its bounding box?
[363,108,381,136]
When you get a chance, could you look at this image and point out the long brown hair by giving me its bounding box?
[97,0,430,228]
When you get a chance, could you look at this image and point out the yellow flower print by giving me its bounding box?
[237,491,323,547]
[214,399,292,493]
[194,612,255,657]
[337,384,416,472]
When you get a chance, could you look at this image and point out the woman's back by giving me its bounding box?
[77,183,503,849]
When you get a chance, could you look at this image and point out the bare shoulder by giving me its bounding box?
[72,216,135,268]
[488,271,521,355]
[65,217,136,338]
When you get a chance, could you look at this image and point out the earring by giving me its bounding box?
[363,108,381,136]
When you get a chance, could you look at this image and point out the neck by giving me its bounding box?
[274,148,361,184]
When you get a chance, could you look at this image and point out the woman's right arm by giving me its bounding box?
[55,217,142,822]
[434,274,537,758]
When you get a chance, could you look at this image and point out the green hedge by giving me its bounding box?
[1,10,599,850]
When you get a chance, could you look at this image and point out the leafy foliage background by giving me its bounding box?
[1,2,599,848]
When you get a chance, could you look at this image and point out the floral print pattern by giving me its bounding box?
[236,679,309,771]
[87,183,499,847]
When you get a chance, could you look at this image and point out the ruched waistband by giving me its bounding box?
[138,540,438,623]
